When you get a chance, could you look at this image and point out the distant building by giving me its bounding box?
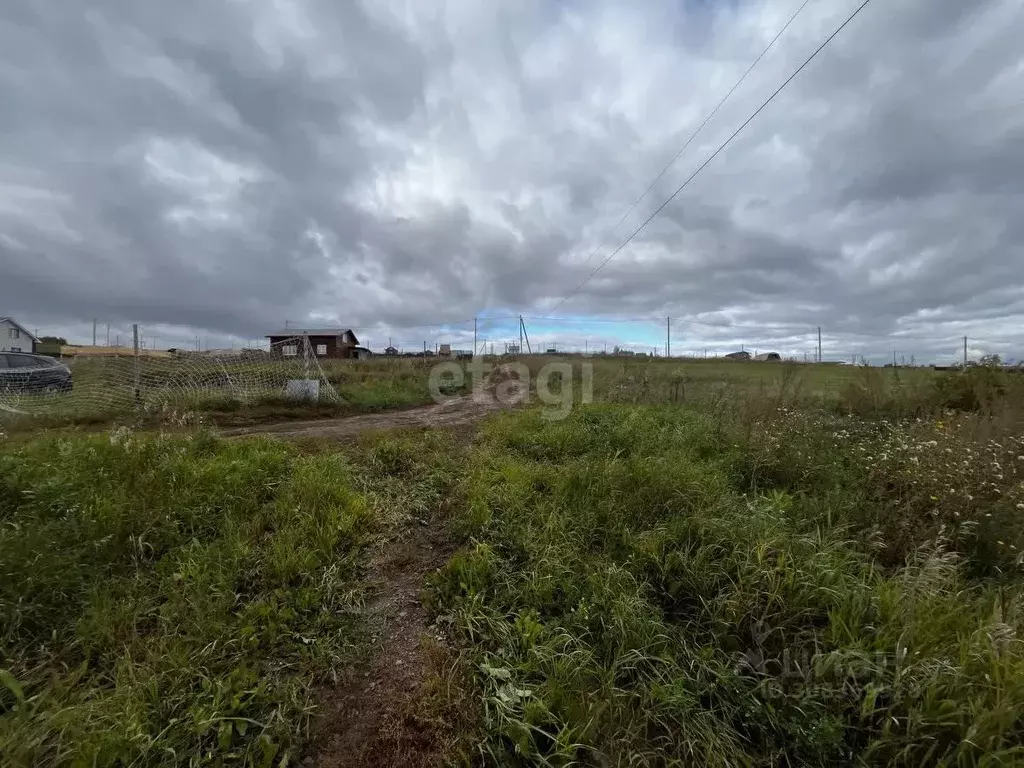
[266,328,360,359]
[0,317,38,353]
[725,350,751,361]
[439,343,452,357]
[384,345,399,356]
[754,352,781,361]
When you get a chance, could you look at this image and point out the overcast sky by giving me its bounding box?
[1,0,1022,363]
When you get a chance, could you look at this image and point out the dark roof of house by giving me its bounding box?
[0,317,39,342]
[266,328,357,339]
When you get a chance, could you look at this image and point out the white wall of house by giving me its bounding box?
[0,318,35,353]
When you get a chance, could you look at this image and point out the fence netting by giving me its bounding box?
[0,336,340,422]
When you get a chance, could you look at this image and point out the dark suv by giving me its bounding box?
[0,352,73,393]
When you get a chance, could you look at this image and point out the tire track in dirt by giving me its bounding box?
[219,392,501,441]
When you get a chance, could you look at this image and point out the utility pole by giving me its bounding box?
[817,326,822,363]
[963,336,968,367]
[893,350,897,368]
[473,317,477,356]
[666,317,670,358]
[132,324,140,403]
[585,340,588,355]
[106,324,110,346]
[521,317,532,354]
[423,340,427,356]
[92,319,97,347]
[519,315,523,357]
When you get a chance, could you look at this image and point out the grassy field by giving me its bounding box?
[0,427,464,766]
[430,398,1024,764]
[2,361,1023,765]
[1,351,944,432]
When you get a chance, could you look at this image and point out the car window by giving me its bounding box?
[6,354,47,369]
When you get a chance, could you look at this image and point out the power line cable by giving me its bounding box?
[552,0,876,310]
[567,0,815,276]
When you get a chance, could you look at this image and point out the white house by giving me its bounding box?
[0,317,38,353]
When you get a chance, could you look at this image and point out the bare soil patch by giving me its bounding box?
[308,509,457,768]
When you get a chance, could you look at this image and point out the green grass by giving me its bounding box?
[428,392,1024,765]
[3,361,1024,766]
[0,431,374,766]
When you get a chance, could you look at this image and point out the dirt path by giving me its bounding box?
[246,367,526,764]
[221,364,527,441]
[219,391,506,441]
[310,516,457,768]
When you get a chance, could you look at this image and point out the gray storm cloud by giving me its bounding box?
[1,0,1021,362]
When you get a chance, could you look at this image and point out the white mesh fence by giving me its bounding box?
[0,336,341,423]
